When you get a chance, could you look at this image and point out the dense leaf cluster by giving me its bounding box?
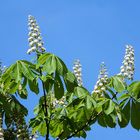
[1,51,140,140]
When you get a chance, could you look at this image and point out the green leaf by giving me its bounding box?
[38,122,47,136]
[105,114,116,128]
[2,64,15,81]
[54,73,64,99]
[76,130,87,139]
[19,61,35,81]
[115,105,122,122]
[36,53,50,68]
[96,99,109,108]
[118,94,130,101]
[18,89,28,99]
[50,120,63,137]
[42,54,56,74]
[118,100,130,128]
[8,82,20,94]
[131,101,140,130]
[64,71,78,92]
[109,75,125,93]
[55,57,67,75]
[28,79,39,94]
[74,87,90,98]
[76,108,86,122]
[67,92,74,103]
[98,114,107,127]
[12,61,22,83]
[2,60,36,93]
[104,100,115,115]
[128,81,140,98]
[86,95,96,109]
[43,75,54,93]
[30,117,46,135]
[37,53,68,75]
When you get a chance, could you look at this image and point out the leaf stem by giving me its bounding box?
[40,69,50,140]
[37,52,50,140]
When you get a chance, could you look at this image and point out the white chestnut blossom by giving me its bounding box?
[27,15,46,54]
[119,45,134,80]
[92,62,108,94]
[73,59,83,86]
[52,95,66,108]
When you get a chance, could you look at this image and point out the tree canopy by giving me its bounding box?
[0,15,139,140]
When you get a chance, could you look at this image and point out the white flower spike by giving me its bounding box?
[119,45,134,80]
[27,15,46,54]
[73,59,83,86]
[92,62,108,95]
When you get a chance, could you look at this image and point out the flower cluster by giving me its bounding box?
[27,15,46,54]
[73,59,83,86]
[92,62,108,94]
[119,45,134,80]
[52,96,66,108]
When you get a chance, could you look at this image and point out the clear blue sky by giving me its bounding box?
[1,0,140,140]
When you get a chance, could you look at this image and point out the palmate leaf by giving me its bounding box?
[37,53,68,76]
[2,60,36,95]
[37,53,77,99]
[2,60,35,83]
[2,60,34,83]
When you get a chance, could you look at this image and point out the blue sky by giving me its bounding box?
[1,0,140,140]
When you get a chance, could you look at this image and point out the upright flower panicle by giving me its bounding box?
[119,45,134,80]
[73,59,83,86]
[27,15,46,54]
[92,62,108,95]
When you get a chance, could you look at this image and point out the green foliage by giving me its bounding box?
[109,75,126,93]
[36,53,68,76]
[128,81,140,99]
[1,52,140,140]
[0,53,140,140]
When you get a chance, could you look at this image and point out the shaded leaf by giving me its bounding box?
[131,101,140,130]
[54,73,64,99]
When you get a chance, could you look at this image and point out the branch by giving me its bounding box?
[39,68,50,140]
[56,92,119,140]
